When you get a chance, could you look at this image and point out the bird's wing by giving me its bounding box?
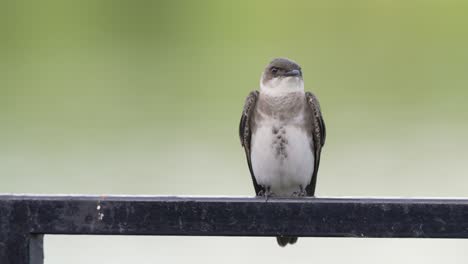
[305,91,326,196]
[239,90,263,195]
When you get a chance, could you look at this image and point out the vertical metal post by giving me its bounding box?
[0,200,44,264]
[29,235,45,264]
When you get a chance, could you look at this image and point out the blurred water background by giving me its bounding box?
[2,0,468,263]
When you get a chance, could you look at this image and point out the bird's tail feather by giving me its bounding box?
[276,236,298,247]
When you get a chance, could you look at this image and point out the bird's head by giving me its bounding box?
[260,58,304,96]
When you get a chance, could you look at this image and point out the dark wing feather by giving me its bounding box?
[305,92,326,196]
[239,91,264,195]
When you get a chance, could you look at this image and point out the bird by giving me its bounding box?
[239,58,326,247]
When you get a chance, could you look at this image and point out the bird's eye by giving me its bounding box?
[271,67,278,74]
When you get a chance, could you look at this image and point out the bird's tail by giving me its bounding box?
[276,236,298,247]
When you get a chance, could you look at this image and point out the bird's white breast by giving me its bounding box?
[251,117,314,196]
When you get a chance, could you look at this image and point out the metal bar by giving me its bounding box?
[0,199,44,264]
[3,195,468,264]
[1,195,468,238]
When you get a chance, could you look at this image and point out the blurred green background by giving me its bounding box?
[2,0,468,263]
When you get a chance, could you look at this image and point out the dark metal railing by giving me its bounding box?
[2,195,468,263]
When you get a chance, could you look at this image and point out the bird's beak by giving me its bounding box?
[284,69,301,77]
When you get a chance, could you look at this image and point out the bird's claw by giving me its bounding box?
[257,187,274,201]
[291,185,306,197]
[291,190,306,197]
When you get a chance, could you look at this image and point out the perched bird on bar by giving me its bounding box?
[239,58,326,247]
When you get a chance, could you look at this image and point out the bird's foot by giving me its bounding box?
[291,190,306,197]
[291,186,306,197]
[257,187,274,201]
